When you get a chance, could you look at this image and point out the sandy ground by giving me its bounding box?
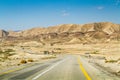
[0,41,57,70]
[47,42,120,76]
[0,41,120,75]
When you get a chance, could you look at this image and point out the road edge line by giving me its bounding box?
[32,58,67,80]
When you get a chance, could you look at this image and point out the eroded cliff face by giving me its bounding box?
[1,22,120,43]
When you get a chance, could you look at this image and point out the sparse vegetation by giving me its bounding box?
[91,51,99,54]
[0,49,15,60]
[44,51,50,55]
[54,48,62,50]
[5,49,15,52]
[105,59,118,63]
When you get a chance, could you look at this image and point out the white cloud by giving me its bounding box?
[97,6,104,10]
[62,12,70,16]
[61,10,70,16]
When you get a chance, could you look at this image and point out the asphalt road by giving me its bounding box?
[0,55,120,80]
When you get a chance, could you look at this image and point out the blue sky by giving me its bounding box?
[0,0,120,30]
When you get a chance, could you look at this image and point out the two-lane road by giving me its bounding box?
[0,55,119,80]
[32,55,86,80]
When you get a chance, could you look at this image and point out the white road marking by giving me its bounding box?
[32,58,67,80]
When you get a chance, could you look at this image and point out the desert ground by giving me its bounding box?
[0,40,120,78]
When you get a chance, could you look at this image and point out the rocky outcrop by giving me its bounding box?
[0,30,8,37]
[8,31,22,37]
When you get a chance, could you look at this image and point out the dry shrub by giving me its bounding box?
[118,58,120,61]
[20,59,27,64]
[91,51,99,54]
[27,58,34,62]
[105,60,117,63]
[17,63,20,66]
[41,56,56,60]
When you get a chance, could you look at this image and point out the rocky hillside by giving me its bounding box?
[0,30,8,38]
[22,22,120,35]
[1,22,120,43]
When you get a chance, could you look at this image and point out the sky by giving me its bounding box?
[0,0,120,30]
